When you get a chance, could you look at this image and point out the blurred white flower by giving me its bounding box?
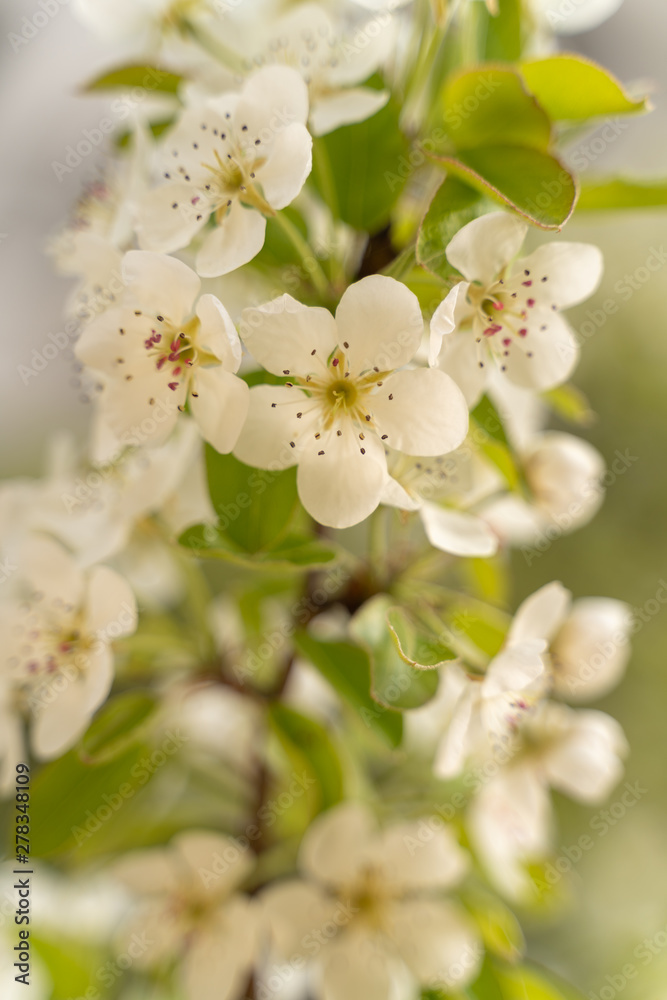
[136,66,312,276]
[480,431,606,546]
[244,3,394,136]
[429,212,603,404]
[234,276,468,528]
[382,448,499,558]
[72,0,225,44]
[261,801,480,999]
[114,831,258,1000]
[536,0,624,35]
[509,581,632,702]
[76,251,249,453]
[0,536,137,769]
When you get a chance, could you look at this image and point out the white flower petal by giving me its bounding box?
[551,598,632,702]
[195,202,267,277]
[96,363,184,447]
[515,242,603,309]
[436,330,487,407]
[429,282,471,366]
[255,123,312,209]
[446,212,528,285]
[420,502,499,557]
[390,899,481,987]
[238,65,309,129]
[261,880,337,959]
[190,367,250,454]
[320,929,396,1000]
[174,830,254,897]
[196,294,243,371]
[538,0,624,35]
[239,295,338,377]
[335,275,423,373]
[296,423,387,528]
[122,251,200,326]
[233,384,306,470]
[31,667,102,760]
[371,368,468,456]
[136,182,208,254]
[310,88,389,136]
[21,535,83,608]
[378,822,469,893]
[501,309,579,390]
[540,705,628,803]
[508,581,571,645]
[114,848,182,896]
[183,899,258,1000]
[85,565,137,638]
[300,801,377,888]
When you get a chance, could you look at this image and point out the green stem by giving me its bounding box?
[181,18,246,73]
[273,211,332,300]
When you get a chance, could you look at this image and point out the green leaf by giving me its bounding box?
[350,596,440,710]
[29,745,152,857]
[476,436,520,491]
[204,446,298,553]
[443,68,552,151]
[576,177,667,211]
[542,384,595,426]
[31,934,106,1000]
[521,55,648,122]
[471,395,510,446]
[416,175,485,282]
[466,956,509,1000]
[179,524,339,570]
[464,890,525,963]
[494,961,588,1000]
[83,64,183,94]
[447,600,508,659]
[433,147,577,230]
[293,631,403,747]
[269,703,344,814]
[312,92,410,232]
[386,606,456,669]
[481,0,525,62]
[78,691,158,765]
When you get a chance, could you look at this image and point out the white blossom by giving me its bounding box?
[136,66,312,276]
[114,831,258,1000]
[261,801,480,1000]
[243,3,394,136]
[75,251,249,453]
[234,276,469,528]
[429,212,603,404]
[0,536,137,769]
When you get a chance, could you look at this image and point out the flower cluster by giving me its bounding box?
[1,0,638,997]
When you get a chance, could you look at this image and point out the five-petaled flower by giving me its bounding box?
[75,250,249,453]
[429,212,603,405]
[0,535,137,764]
[261,801,481,1000]
[136,66,313,276]
[233,275,469,529]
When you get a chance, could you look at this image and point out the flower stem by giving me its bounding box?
[273,211,332,301]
